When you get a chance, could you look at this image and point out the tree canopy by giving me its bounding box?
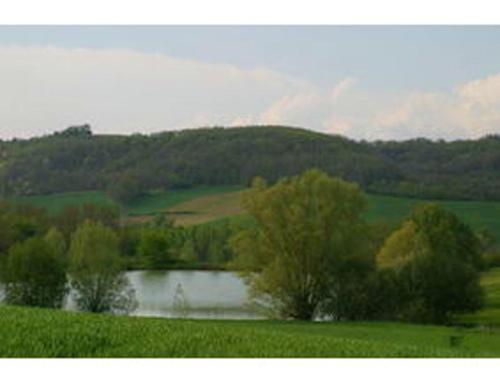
[1,126,499,201]
[231,169,373,320]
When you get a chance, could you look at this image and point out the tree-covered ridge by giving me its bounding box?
[1,125,499,201]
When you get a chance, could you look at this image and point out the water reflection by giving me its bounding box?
[126,270,261,319]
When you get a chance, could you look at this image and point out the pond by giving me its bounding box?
[122,270,261,319]
[0,270,263,320]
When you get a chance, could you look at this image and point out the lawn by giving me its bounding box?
[1,304,500,357]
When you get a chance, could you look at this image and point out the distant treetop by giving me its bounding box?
[55,124,92,138]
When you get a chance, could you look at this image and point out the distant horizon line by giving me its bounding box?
[2,124,499,144]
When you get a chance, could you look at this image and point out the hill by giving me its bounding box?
[1,125,500,201]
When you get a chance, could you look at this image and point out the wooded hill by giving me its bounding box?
[1,125,499,201]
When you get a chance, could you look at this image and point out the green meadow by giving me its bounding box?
[0,305,498,358]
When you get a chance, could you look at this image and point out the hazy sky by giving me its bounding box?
[1,26,500,140]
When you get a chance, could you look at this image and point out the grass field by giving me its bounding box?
[1,304,500,357]
[6,187,500,242]
[365,194,500,242]
[8,191,118,214]
[126,185,242,216]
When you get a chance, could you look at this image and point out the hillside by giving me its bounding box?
[1,125,500,201]
[8,187,500,242]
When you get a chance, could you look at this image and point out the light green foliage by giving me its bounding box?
[44,227,67,261]
[231,169,372,320]
[68,221,137,314]
[0,236,68,308]
[1,305,500,357]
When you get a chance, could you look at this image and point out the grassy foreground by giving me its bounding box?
[0,305,500,358]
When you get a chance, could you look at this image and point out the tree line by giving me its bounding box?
[230,170,496,324]
[0,170,499,324]
[1,125,500,202]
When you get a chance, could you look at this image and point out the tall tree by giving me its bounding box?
[231,169,372,320]
[68,221,137,314]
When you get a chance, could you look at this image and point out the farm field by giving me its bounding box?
[0,304,499,357]
[6,187,500,242]
[7,191,118,214]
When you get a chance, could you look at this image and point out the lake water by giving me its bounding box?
[124,270,261,319]
[0,270,262,320]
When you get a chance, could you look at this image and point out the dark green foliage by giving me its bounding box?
[396,256,483,324]
[0,236,68,308]
[0,203,50,254]
[377,204,484,324]
[54,124,92,138]
[55,203,120,240]
[106,170,144,204]
[2,126,499,201]
[136,228,174,269]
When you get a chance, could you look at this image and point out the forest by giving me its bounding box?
[1,125,500,202]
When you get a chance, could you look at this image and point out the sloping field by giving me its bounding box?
[165,191,500,241]
[163,190,245,226]
[1,304,500,357]
[126,186,242,216]
[6,187,500,242]
[7,191,117,214]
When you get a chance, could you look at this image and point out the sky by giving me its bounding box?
[1,25,500,141]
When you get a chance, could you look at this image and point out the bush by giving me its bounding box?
[0,236,68,308]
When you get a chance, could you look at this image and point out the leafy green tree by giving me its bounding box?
[68,221,137,314]
[376,203,483,324]
[231,169,372,320]
[137,228,174,269]
[0,236,68,308]
[180,222,234,266]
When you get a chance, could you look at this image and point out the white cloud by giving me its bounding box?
[0,45,308,139]
[0,45,499,141]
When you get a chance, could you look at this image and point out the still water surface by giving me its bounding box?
[124,270,260,319]
[0,270,261,319]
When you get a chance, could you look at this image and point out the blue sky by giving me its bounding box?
[1,26,500,140]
